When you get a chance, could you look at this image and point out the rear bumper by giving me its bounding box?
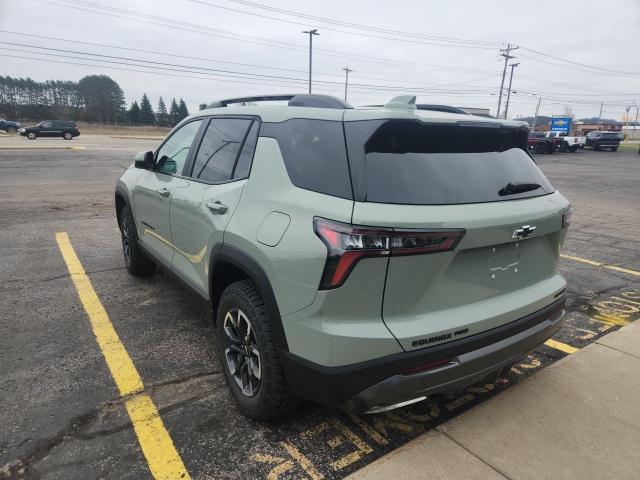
[281,296,565,411]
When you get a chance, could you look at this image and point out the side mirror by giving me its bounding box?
[134,151,154,169]
[156,156,177,174]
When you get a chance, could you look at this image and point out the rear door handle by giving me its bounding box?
[157,188,171,198]
[206,200,228,214]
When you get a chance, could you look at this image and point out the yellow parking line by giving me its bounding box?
[561,253,640,276]
[604,265,640,277]
[560,254,602,266]
[55,232,190,480]
[544,339,578,354]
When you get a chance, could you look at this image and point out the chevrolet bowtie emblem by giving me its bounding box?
[513,225,536,239]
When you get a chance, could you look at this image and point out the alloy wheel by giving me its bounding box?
[223,308,261,397]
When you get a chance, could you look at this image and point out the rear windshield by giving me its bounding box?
[346,120,554,205]
[600,132,621,138]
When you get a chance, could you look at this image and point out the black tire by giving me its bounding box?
[611,146,618,152]
[570,145,578,152]
[6,126,17,134]
[27,132,37,140]
[217,280,297,420]
[119,203,155,276]
[63,132,73,140]
[594,144,601,151]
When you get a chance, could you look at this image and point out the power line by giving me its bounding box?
[222,0,500,46]
[519,46,640,76]
[0,47,504,96]
[187,0,498,49]
[33,0,496,70]
[208,0,640,76]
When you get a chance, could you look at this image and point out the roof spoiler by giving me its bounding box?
[384,95,417,110]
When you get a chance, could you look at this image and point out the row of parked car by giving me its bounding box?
[528,130,623,154]
[0,118,80,139]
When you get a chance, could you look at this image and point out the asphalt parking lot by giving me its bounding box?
[1,135,639,479]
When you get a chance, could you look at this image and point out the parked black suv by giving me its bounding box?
[0,118,21,133]
[585,131,622,151]
[19,120,80,140]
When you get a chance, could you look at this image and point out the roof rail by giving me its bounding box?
[207,94,351,109]
[416,104,469,115]
[208,94,295,108]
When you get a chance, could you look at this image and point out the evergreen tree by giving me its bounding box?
[177,98,189,121]
[156,97,168,126]
[77,75,125,123]
[139,93,155,125]
[128,101,140,124]
[169,97,180,126]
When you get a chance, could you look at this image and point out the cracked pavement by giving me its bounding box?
[1,136,638,479]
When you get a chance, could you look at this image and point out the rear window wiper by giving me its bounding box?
[498,182,542,196]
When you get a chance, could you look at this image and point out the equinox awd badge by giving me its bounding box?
[512,225,536,239]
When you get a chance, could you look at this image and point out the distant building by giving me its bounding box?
[573,121,622,135]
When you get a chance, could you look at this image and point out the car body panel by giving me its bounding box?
[223,137,353,317]
[170,178,247,298]
[352,191,569,351]
[133,171,177,266]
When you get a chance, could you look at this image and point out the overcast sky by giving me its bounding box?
[1,0,639,119]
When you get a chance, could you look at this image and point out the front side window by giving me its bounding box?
[156,119,202,175]
[41,121,53,128]
[190,118,253,183]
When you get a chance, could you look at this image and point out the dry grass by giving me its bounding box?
[72,122,172,136]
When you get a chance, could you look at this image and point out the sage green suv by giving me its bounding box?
[115,94,571,420]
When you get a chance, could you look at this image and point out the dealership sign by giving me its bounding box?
[550,117,572,133]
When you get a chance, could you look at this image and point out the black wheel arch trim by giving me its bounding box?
[210,244,289,352]
[114,183,132,229]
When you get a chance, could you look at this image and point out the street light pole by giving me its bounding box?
[302,29,319,94]
[503,62,519,119]
[342,66,352,102]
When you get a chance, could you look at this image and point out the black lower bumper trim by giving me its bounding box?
[280,296,566,407]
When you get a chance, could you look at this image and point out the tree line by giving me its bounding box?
[0,74,190,126]
[127,94,189,127]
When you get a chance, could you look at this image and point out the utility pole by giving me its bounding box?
[532,97,542,131]
[497,43,518,118]
[598,101,603,120]
[634,105,639,139]
[342,66,352,102]
[503,62,519,119]
[302,29,319,94]
[624,105,631,142]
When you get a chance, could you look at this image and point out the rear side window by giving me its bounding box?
[260,119,352,199]
[191,118,253,183]
[346,120,554,205]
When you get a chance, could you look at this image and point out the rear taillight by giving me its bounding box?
[562,207,573,228]
[313,217,465,289]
